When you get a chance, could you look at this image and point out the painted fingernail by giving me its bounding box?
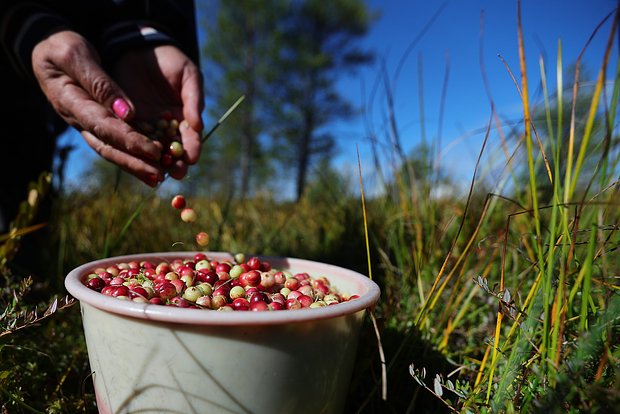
[112,98,130,119]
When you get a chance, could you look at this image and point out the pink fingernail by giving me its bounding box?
[112,98,130,119]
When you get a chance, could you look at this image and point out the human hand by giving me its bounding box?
[111,44,204,180]
[31,30,165,186]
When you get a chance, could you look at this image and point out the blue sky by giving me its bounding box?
[331,0,618,191]
[60,0,618,191]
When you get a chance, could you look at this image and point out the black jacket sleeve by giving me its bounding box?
[0,0,199,79]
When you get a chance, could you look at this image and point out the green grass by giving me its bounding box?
[1,5,619,413]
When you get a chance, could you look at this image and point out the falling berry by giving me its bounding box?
[180,208,197,223]
[195,231,209,246]
[171,195,186,210]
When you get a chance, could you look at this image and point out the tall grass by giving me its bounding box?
[360,3,620,413]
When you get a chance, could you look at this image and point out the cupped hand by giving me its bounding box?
[31,30,165,186]
[111,45,204,180]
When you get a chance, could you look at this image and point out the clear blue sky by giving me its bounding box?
[60,0,618,192]
[331,0,618,192]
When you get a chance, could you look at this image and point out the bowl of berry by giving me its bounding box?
[65,251,380,414]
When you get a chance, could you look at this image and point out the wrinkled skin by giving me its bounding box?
[31,30,203,185]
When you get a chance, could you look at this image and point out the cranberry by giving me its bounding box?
[141,261,155,269]
[171,195,186,210]
[297,285,313,297]
[180,208,197,223]
[284,278,300,290]
[246,257,261,270]
[269,293,286,306]
[216,262,231,273]
[211,295,227,309]
[295,273,310,281]
[195,296,211,308]
[250,301,269,311]
[86,277,106,292]
[155,282,177,300]
[170,279,185,293]
[195,232,209,246]
[169,141,184,158]
[229,286,246,300]
[171,297,190,308]
[298,294,313,308]
[101,286,115,296]
[273,272,286,285]
[143,268,157,279]
[149,297,164,305]
[195,260,211,272]
[286,298,302,310]
[309,301,327,308]
[229,265,244,279]
[109,277,125,286]
[197,270,218,285]
[213,285,231,298]
[164,271,179,281]
[179,266,194,278]
[183,286,203,302]
[260,272,276,289]
[234,253,245,264]
[105,266,119,277]
[249,291,268,304]
[217,271,231,282]
[242,270,261,287]
[232,298,250,311]
[111,286,130,297]
[161,153,174,168]
[287,290,303,300]
[130,287,148,299]
[269,302,285,311]
[194,253,207,262]
[155,262,171,275]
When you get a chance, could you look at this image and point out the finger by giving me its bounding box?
[179,120,201,165]
[181,63,204,133]
[59,84,163,163]
[62,41,135,121]
[81,131,164,186]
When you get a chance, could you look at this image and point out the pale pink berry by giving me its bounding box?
[180,208,197,223]
[195,232,209,246]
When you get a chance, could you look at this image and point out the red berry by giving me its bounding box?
[171,195,186,210]
[161,153,174,168]
[250,301,269,311]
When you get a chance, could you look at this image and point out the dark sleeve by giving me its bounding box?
[0,2,71,78]
[0,0,199,79]
[93,0,200,66]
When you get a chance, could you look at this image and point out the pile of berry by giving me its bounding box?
[82,253,358,311]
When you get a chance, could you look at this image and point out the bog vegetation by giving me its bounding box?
[1,1,619,413]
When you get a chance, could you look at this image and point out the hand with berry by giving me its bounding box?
[111,44,204,180]
[31,30,165,186]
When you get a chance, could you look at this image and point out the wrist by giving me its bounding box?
[98,21,179,64]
